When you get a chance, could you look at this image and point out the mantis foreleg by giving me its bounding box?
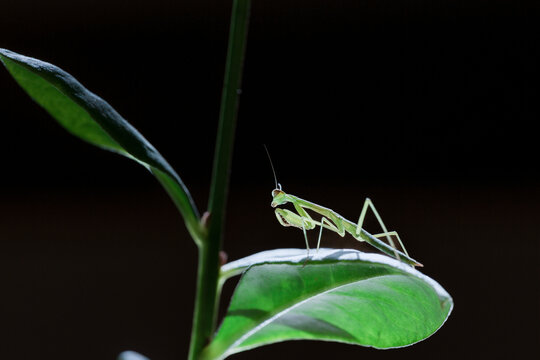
[274,208,316,257]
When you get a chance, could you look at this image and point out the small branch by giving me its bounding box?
[188,1,251,359]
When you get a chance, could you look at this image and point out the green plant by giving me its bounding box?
[0,1,452,359]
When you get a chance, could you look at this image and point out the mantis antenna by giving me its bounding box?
[264,144,281,190]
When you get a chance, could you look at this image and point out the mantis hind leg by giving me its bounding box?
[373,231,409,257]
[355,198,406,260]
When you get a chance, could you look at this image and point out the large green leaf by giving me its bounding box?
[0,48,202,241]
[204,248,453,360]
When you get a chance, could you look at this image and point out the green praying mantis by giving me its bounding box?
[266,148,422,268]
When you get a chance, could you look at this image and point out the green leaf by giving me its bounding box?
[0,48,202,241]
[205,248,453,360]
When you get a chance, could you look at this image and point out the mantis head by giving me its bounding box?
[271,185,288,208]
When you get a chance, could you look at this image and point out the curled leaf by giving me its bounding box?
[207,248,453,359]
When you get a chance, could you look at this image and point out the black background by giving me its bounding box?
[0,1,538,359]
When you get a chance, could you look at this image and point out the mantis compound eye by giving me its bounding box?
[272,189,284,197]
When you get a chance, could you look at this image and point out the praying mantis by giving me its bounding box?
[266,148,422,267]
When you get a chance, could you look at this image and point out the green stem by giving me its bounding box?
[188,1,251,359]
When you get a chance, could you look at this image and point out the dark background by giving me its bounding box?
[1,0,538,359]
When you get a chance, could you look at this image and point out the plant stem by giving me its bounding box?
[188,1,251,359]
